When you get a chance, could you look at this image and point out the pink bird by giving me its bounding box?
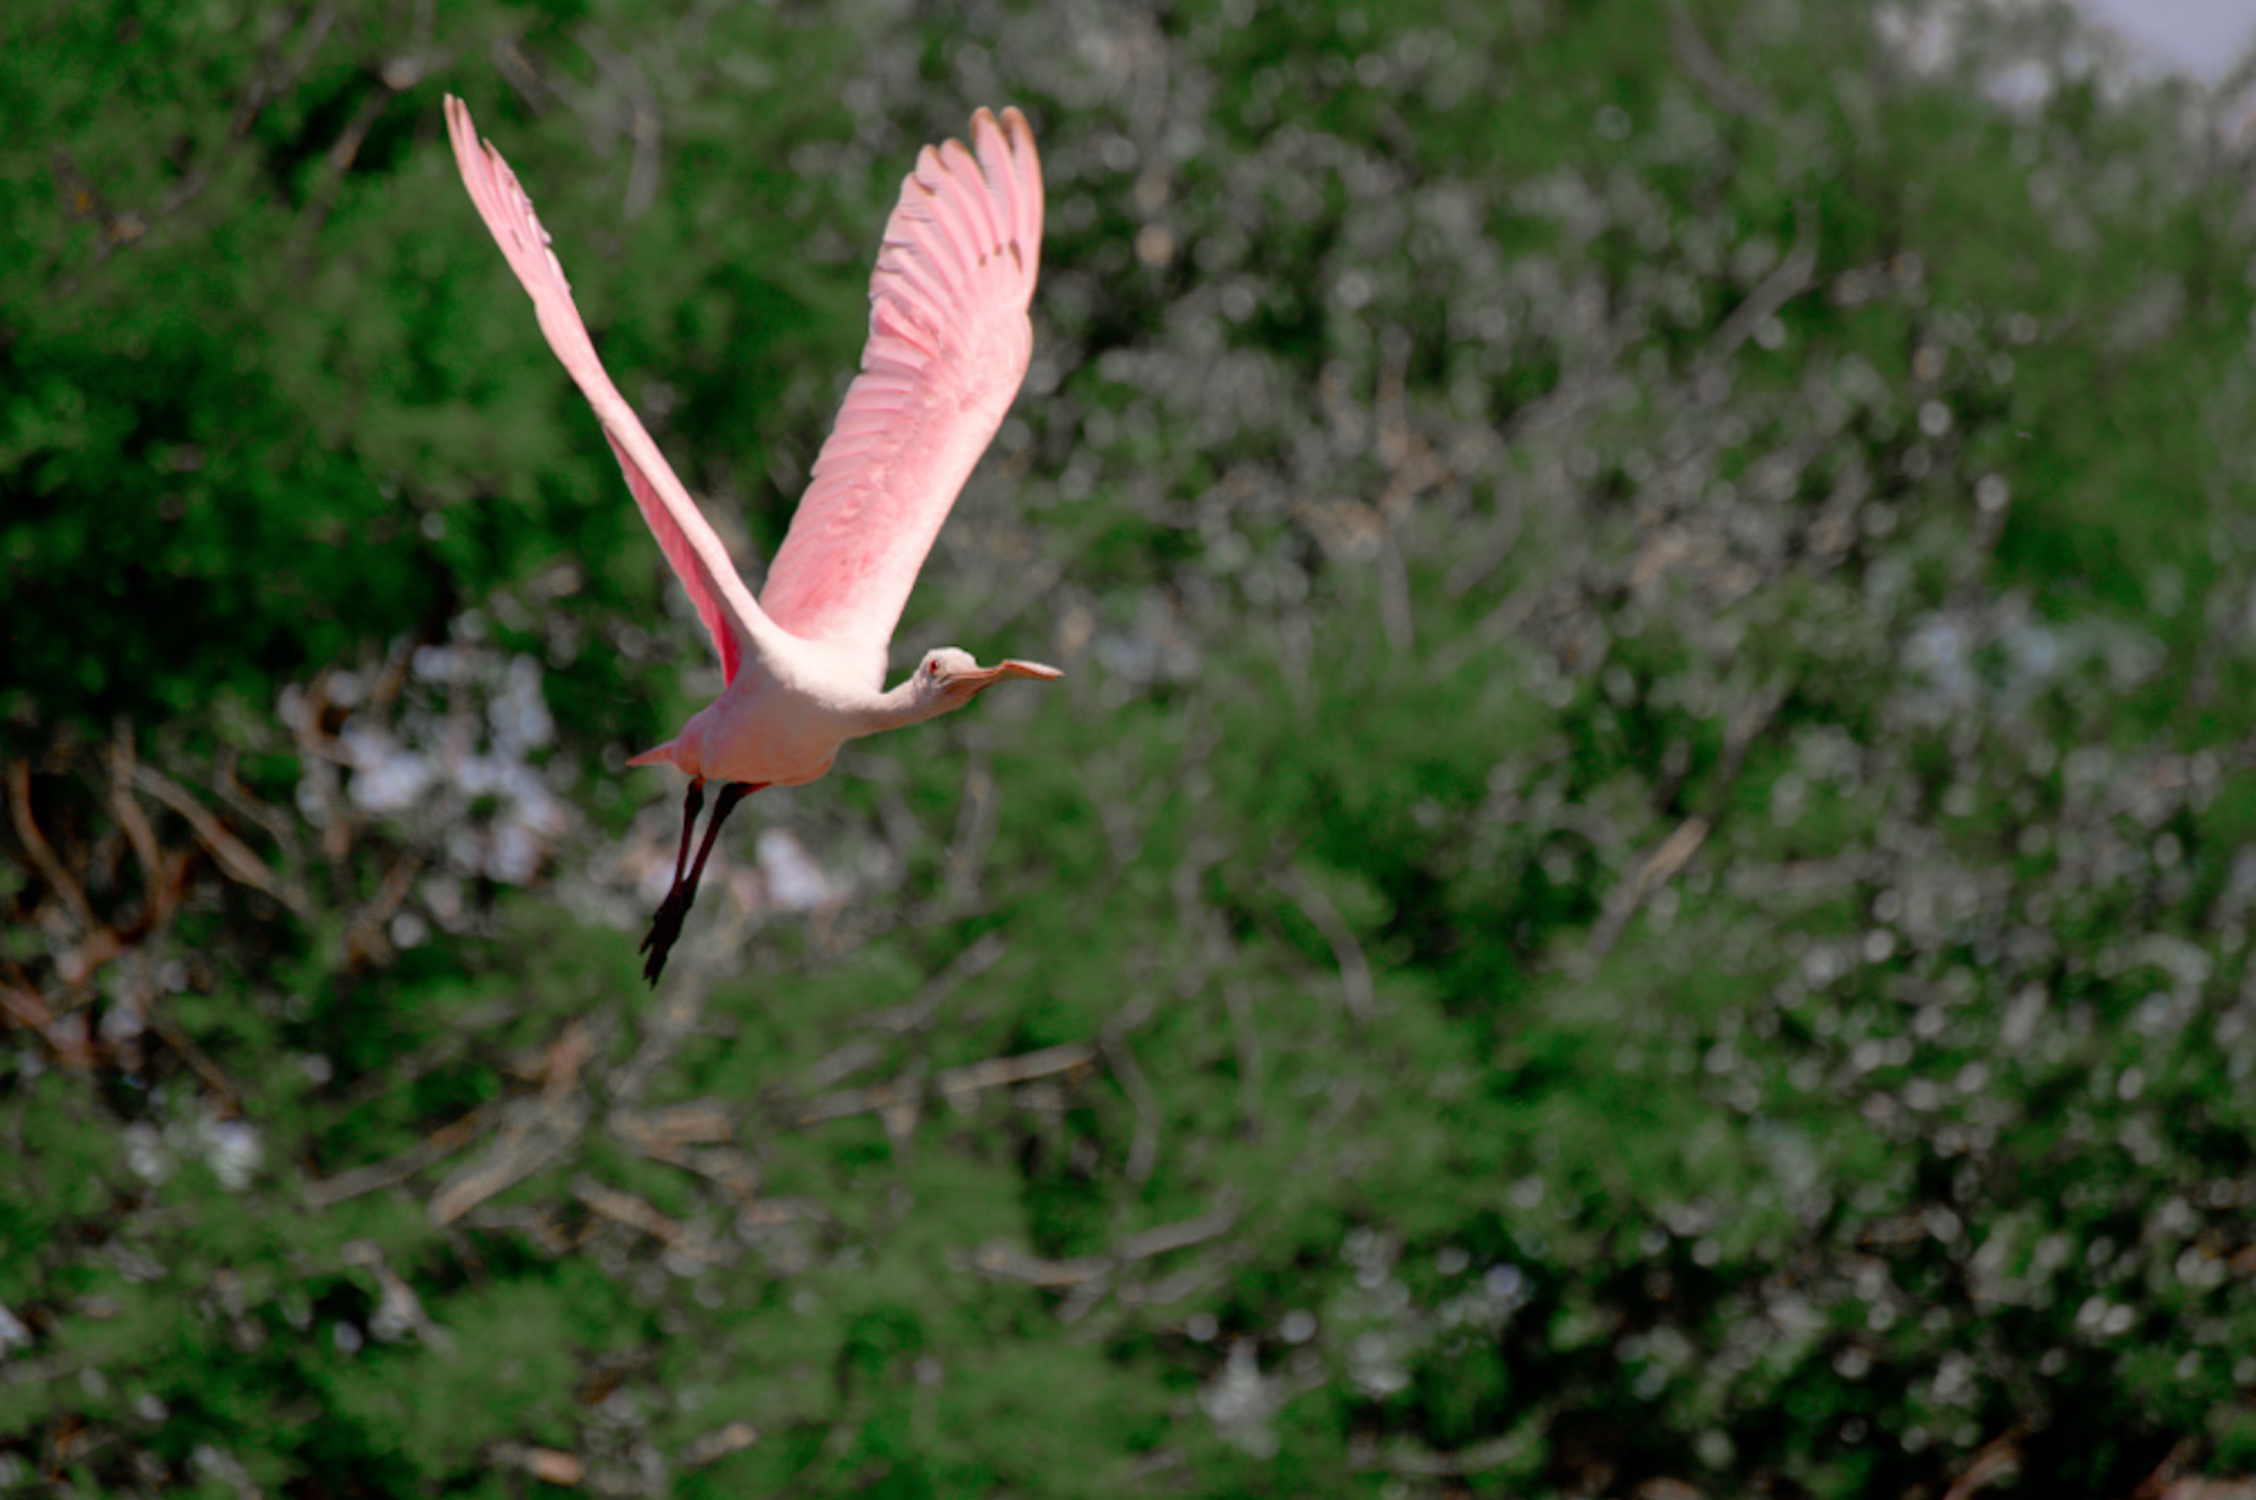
[444,96,1060,983]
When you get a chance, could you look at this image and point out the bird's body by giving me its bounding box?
[443,96,1058,980]
[638,632,906,788]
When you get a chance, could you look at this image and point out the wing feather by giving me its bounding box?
[759,107,1043,651]
[444,95,763,683]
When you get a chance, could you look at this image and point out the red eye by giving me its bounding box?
[927,660,942,676]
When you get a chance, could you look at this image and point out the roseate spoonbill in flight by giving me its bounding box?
[444,96,1059,983]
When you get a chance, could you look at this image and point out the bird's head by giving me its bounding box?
[913,647,1063,716]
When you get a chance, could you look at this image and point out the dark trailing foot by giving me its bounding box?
[638,780,757,986]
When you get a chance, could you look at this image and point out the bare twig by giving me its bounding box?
[609,1100,734,1150]
[341,852,421,971]
[794,1075,921,1128]
[1117,1193,1240,1262]
[791,1041,1098,1128]
[133,763,306,913]
[1702,202,1819,374]
[458,1202,588,1255]
[1223,984,1264,1140]
[210,752,302,866]
[1271,866,1376,1025]
[428,1103,584,1225]
[680,1422,760,1469]
[489,1444,584,1487]
[1587,816,1711,961]
[576,25,662,220]
[942,752,999,904]
[861,929,1006,1037]
[307,1102,498,1210]
[232,2,338,137]
[492,37,552,113]
[342,1238,453,1351]
[1372,1428,1535,1477]
[1941,1430,2028,1500]
[1370,326,1448,655]
[612,1128,763,1208]
[108,734,171,929]
[965,1193,1239,1288]
[0,984,95,1067]
[149,1014,244,1116]
[428,1024,595,1224]
[801,1036,885,1091]
[1377,533,1417,657]
[1101,1024,1160,1184]
[1442,507,1525,601]
[296,84,398,243]
[8,759,96,933]
[572,1176,723,1265]
[1670,0,1772,117]
[611,953,714,1106]
[1428,583,1541,679]
[937,1042,1097,1101]
[1500,370,1629,445]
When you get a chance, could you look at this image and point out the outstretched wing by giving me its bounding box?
[445,94,762,683]
[758,107,1043,653]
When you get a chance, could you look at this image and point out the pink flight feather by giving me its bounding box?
[445,98,1042,674]
[443,95,756,684]
[758,106,1045,650]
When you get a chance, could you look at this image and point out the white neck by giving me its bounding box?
[847,676,955,738]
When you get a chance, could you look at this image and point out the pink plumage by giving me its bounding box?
[761,108,1044,650]
[442,95,1061,984]
[445,96,755,685]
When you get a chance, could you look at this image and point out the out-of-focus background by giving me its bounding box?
[2069,0,2256,84]
[5,0,2256,1494]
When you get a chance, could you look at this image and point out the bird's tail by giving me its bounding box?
[627,740,681,770]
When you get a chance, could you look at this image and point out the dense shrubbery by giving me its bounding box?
[5,0,2256,1495]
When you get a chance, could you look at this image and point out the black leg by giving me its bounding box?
[682,780,752,903]
[640,780,704,985]
[639,780,759,986]
[669,777,705,893]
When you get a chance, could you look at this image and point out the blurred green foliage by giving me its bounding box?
[6,0,2256,1496]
